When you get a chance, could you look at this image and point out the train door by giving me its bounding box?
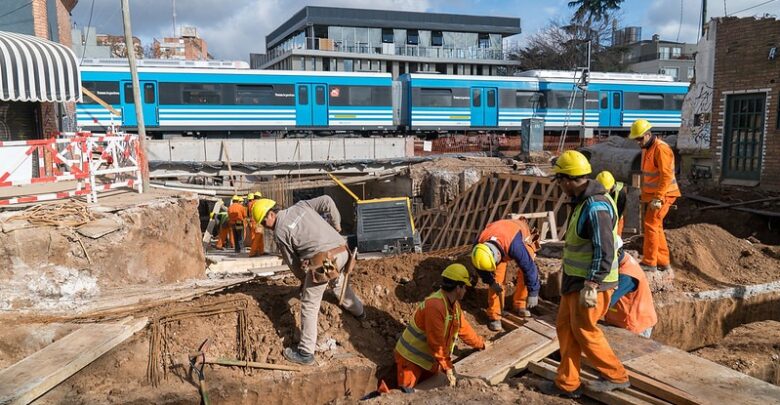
[470,87,497,127]
[598,90,623,127]
[121,81,159,127]
[295,83,329,126]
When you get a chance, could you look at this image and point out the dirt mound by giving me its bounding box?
[665,223,780,291]
[693,320,780,385]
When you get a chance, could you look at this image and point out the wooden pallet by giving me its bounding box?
[414,173,569,251]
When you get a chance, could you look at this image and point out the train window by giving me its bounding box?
[670,94,685,110]
[328,86,391,106]
[144,83,155,103]
[182,84,222,104]
[487,90,496,107]
[81,81,120,104]
[601,93,608,109]
[236,85,274,104]
[124,83,133,103]
[515,91,545,109]
[315,86,326,105]
[472,89,481,107]
[416,88,453,107]
[298,86,308,105]
[638,93,664,110]
[613,93,621,109]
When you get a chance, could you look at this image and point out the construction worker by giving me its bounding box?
[604,251,658,338]
[394,264,488,390]
[245,192,256,248]
[252,196,365,365]
[248,192,266,257]
[540,150,630,398]
[595,171,627,236]
[629,119,680,272]
[214,208,233,250]
[471,218,541,331]
[227,195,246,254]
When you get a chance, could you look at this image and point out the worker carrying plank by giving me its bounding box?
[252,196,364,366]
[541,150,630,398]
[629,119,681,272]
[604,250,658,338]
[595,171,627,237]
[227,195,247,254]
[471,218,541,331]
[394,263,488,391]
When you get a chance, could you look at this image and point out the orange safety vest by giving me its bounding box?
[641,139,681,201]
[227,203,246,225]
[605,255,658,334]
[478,219,538,262]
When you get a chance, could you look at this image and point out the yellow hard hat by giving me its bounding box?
[232,195,244,202]
[471,243,497,272]
[255,191,263,198]
[247,193,255,200]
[441,263,472,287]
[629,119,653,139]
[252,198,276,224]
[551,150,592,177]
[595,171,616,191]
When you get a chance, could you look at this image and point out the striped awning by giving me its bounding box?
[0,30,82,103]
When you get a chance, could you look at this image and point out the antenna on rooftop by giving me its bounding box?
[172,0,177,37]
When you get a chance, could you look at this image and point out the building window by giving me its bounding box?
[687,66,694,79]
[382,28,393,44]
[431,31,443,47]
[637,93,665,110]
[660,67,679,80]
[659,46,671,60]
[672,47,681,58]
[344,59,353,72]
[406,30,419,45]
[478,33,490,48]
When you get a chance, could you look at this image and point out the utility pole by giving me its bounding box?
[172,0,177,37]
[121,0,150,189]
[701,0,708,37]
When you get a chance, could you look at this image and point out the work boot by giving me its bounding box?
[538,381,582,399]
[658,264,673,272]
[488,320,503,331]
[283,347,314,365]
[515,308,532,317]
[354,311,367,321]
[588,377,631,392]
[639,263,657,272]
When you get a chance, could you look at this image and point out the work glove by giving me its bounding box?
[526,295,539,309]
[489,282,503,294]
[445,368,457,387]
[650,198,663,210]
[579,281,598,308]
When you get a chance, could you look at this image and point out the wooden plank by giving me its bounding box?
[76,218,122,239]
[624,368,699,405]
[499,178,524,219]
[547,210,559,241]
[456,321,559,385]
[0,318,148,405]
[476,177,499,233]
[80,86,122,116]
[516,179,539,215]
[453,177,484,247]
[459,179,489,248]
[202,199,224,247]
[530,359,658,405]
[431,186,471,250]
[485,176,511,225]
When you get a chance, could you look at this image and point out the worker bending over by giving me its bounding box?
[541,150,629,398]
[595,171,627,237]
[395,264,487,390]
[227,195,247,253]
[253,196,365,365]
[604,251,657,338]
[629,119,680,272]
[471,218,542,331]
[214,208,233,250]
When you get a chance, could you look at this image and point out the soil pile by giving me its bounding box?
[693,320,780,385]
[665,223,780,291]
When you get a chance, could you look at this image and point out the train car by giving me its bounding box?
[399,73,540,133]
[518,70,689,133]
[77,64,394,136]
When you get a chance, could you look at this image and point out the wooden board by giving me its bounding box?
[456,319,558,384]
[0,318,148,405]
[76,217,121,239]
[202,199,224,248]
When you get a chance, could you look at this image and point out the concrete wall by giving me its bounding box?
[147,137,414,163]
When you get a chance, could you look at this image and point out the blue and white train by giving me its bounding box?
[77,63,688,137]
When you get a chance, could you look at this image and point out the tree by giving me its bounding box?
[568,0,625,26]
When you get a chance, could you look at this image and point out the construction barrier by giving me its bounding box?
[0,132,143,206]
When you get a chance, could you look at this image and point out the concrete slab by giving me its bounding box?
[169,139,206,161]
[373,138,405,159]
[276,139,312,162]
[145,140,171,161]
[244,139,278,162]
[76,217,122,239]
[205,139,244,162]
[344,138,374,160]
[312,138,346,161]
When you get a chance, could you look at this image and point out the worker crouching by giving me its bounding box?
[542,150,630,398]
[394,264,488,391]
[471,218,542,331]
[253,196,365,365]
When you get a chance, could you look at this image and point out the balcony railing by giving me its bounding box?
[258,37,507,67]
[625,52,694,64]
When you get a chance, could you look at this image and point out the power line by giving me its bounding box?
[730,0,777,15]
[723,0,728,15]
[676,0,684,42]
[79,0,96,65]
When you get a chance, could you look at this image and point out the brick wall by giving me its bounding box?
[710,17,780,190]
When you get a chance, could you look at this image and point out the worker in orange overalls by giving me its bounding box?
[629,119,681,272]
[214,208,233,250]
[540,150,629,398]
[471,218,541,331]
[394,264,487,391]
[227,195,247,253]
[245,193,256,248]
[248,192,265,257]
[604,251,658,338]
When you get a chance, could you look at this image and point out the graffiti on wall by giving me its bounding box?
[679,82,713,150]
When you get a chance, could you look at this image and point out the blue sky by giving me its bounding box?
[71,0,779,60]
